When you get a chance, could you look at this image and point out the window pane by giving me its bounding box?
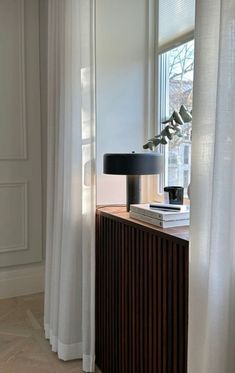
[165,40,194,191]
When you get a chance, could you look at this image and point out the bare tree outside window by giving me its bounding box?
[166,40,194,190]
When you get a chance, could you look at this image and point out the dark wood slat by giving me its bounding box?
[167,240,173,373]
[152,234,158,373]
[157,236,162,373]
[178,245,185,373]
[135,228,140,372]
[120,225,126,372]
[143,232,148,370]
[148,234,153,373]
[184,245,189,373]
[173,242,179,373]
[162,237,168,373]
[131,227,136,373]
[139,230,144,373]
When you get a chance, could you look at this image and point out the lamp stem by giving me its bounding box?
[126,175,141,212]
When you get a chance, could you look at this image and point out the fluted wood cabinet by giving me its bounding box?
[96,206,189,373]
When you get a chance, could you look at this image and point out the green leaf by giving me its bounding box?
[160,128,167,137]
[165,127,174,140]
[143,142,152,149]
[143,141,156,150]
[179,105,192,122]
[160,137,168,145]
[152,138,161,146]
[172,110,184,125]
[162,115,173,124]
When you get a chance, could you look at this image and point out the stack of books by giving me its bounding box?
[129,203,190,228]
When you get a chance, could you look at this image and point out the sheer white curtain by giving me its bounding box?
[44,1,96,372]
[189,0,235,372]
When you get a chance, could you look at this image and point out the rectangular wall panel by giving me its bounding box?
[0,0,26,159]
[0,0,42,267]
[0,182,28,253]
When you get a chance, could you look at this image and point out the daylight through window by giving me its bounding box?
[159,40,194,193]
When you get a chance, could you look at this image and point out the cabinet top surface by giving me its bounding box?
[97,206,190,244]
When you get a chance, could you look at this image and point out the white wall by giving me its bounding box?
[0,0,152,295]
[96,0,151,204]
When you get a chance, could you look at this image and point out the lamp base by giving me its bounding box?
[126,175,141,212]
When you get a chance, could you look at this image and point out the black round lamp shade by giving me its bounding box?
[103,152,163,175]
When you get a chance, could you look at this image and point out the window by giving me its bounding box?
[159,40,194,193]
[184,146,189,164]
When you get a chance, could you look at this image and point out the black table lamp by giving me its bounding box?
[103,152,163,211]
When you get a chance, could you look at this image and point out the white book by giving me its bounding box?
[129,211,190,228]
[130,204,190,221]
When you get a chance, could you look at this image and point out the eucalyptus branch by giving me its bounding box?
[143,105,192,151]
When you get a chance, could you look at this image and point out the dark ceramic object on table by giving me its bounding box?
[164,186,184,205]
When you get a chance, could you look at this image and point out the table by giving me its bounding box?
[96,206,189,373]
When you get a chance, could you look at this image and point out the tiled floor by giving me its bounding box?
[0,293,85,373]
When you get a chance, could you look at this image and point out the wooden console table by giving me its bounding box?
[96,206,189,373]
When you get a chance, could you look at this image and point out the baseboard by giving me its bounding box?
[0,263,45,299]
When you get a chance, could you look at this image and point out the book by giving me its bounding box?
[130,204,190,221]
[149,202,190,212]
[129,211,190,228]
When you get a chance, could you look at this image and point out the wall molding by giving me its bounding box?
[0,263,44,299]
[144,0,158,140]
[0,182,28,253]
[0,0,27,160]
[18,0,27,160]
[142,0,158,202]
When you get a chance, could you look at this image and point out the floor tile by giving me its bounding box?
[0,294,85,372]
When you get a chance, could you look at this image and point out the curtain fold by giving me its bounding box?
[44,1,96,372]
[189,0,235,372]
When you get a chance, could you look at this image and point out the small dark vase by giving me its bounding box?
[164,186,184,205]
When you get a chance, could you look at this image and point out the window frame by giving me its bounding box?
[155,38,194,201]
